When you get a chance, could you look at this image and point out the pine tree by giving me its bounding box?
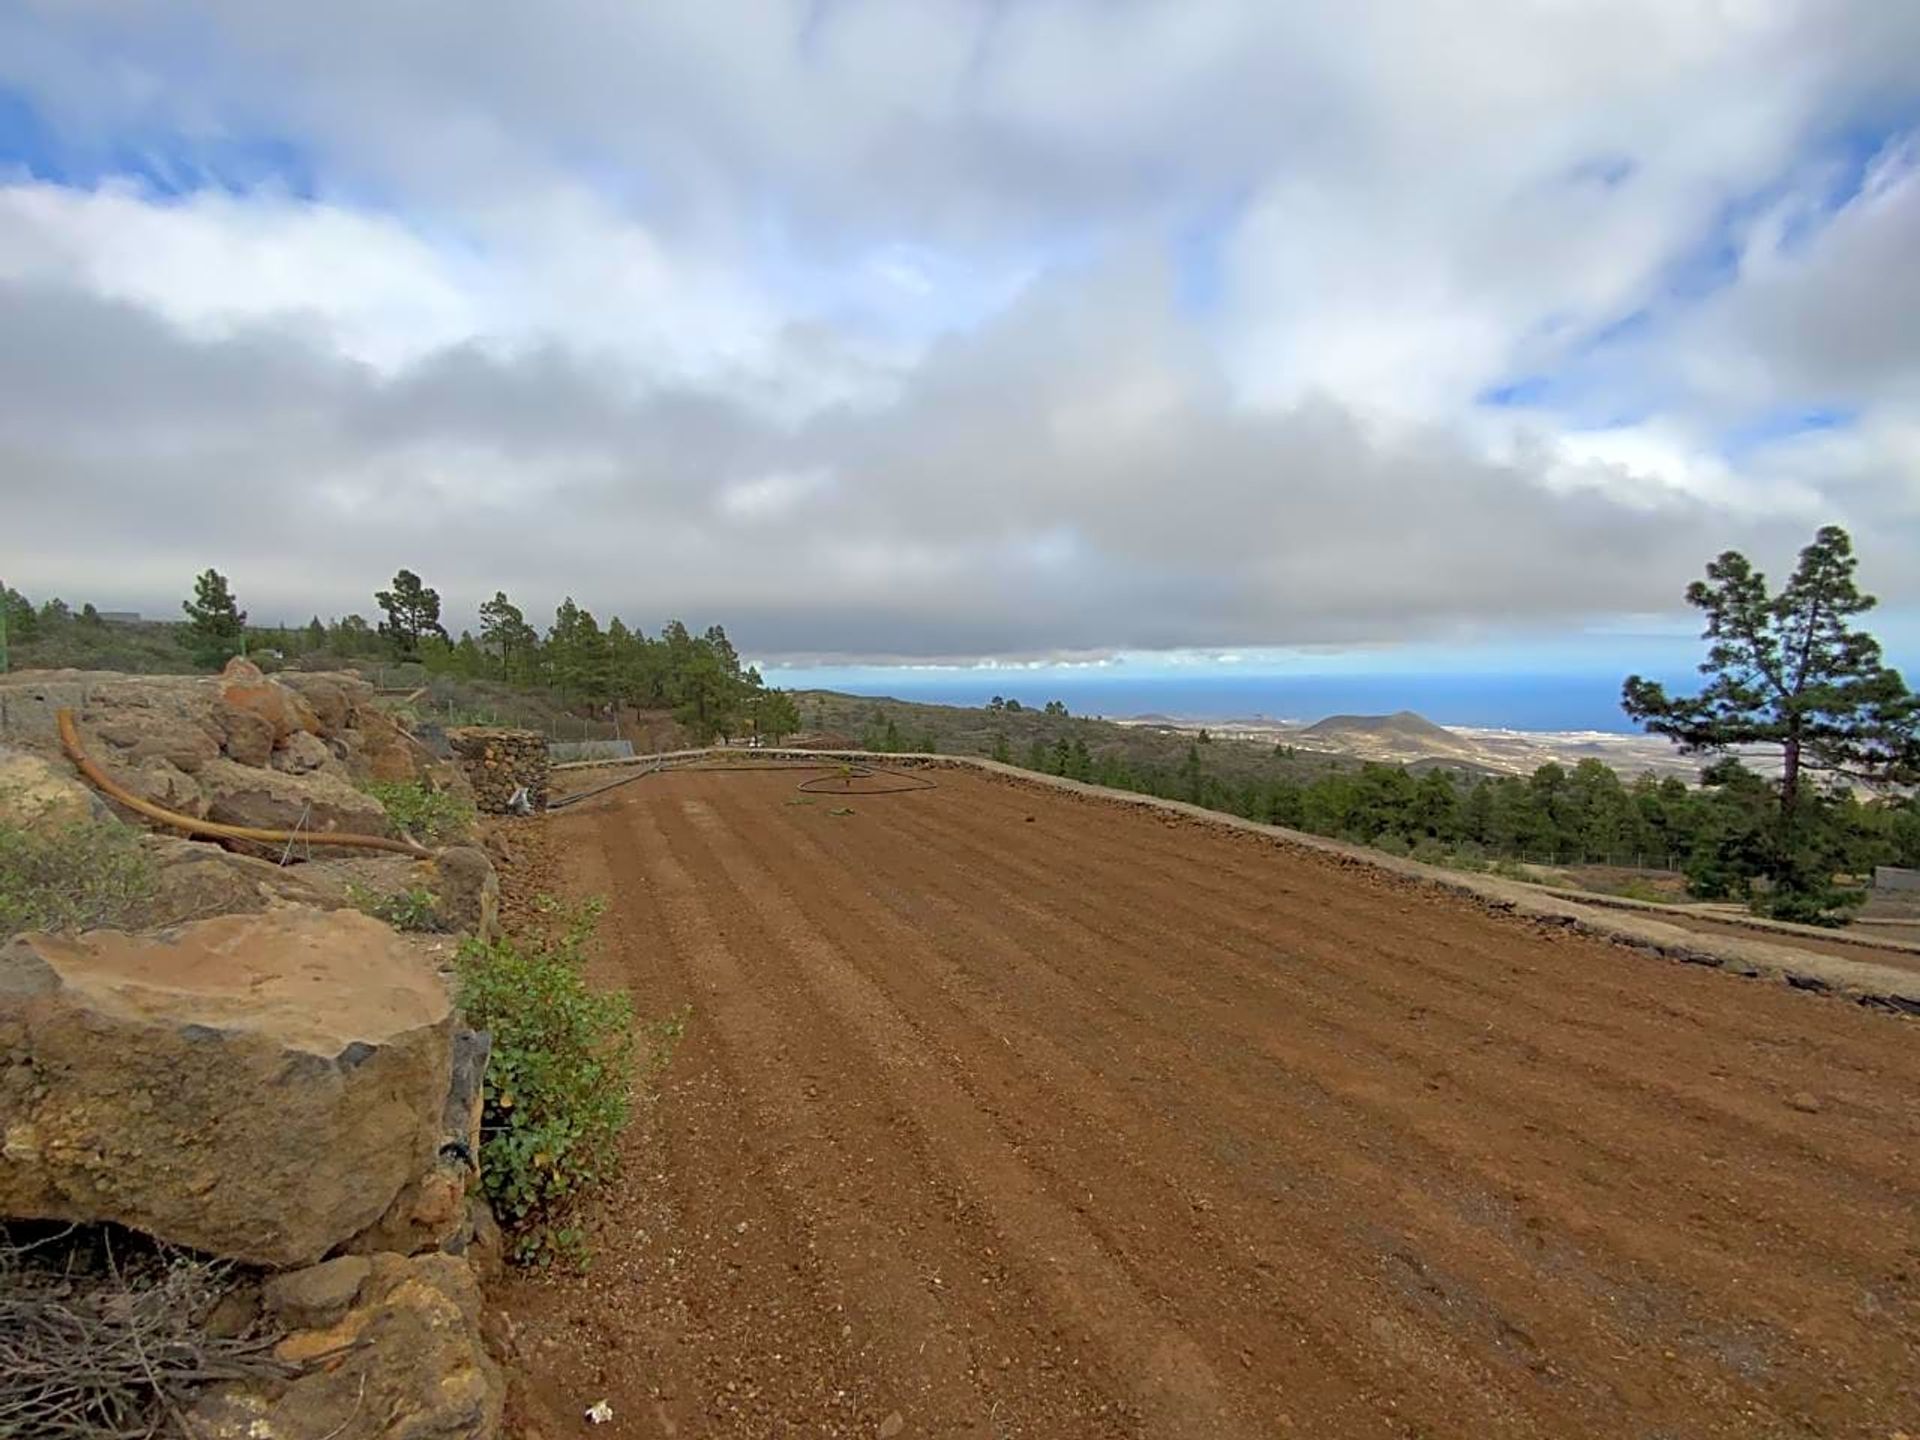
[751,689,802,744]
[181,568,246,668]
[479,592,538,683]
[1068,737,1092,781]
[547,599,611,701]
[1624,525,1919,919]
[375,570,447,659]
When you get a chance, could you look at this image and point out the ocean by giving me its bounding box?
[766,670,1693,734]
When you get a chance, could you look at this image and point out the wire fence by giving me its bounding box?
[363,668,628,741]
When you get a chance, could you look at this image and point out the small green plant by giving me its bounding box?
[644,1003,693,1077]
[457,897,635,1266]
[346,882,443,932]
[0,812,156,940]
[365,779,475,844]
[828,806,855,817]
[1610,878,1670,904]
[1489,857,1532,882]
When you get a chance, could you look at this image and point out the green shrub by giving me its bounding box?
[1755,882,1865,928]
[457,897,635,1265]
[365,779,474,844]
[1611,878,1670,904]
[0,814,156,940]
[346,882,443,932]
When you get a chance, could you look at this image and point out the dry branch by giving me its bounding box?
[0,1226,293,1440]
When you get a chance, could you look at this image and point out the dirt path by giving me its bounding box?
[1610,905,1920,977]
[499,768,1920,1439]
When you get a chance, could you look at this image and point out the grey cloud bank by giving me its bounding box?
[1,2,1916,663]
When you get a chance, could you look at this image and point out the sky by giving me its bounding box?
[2,1,1917,702]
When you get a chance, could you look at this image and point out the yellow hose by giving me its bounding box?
[57,707,434,859]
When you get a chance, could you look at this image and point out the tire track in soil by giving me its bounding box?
[770,778,1907,1433]
[877,778,1920,1234]
[702,778,1573,1437]
[625,791,1129,1436]
[502,786,906,1437]
[501,768,1920,1440]
[667,789,1260,1440]
[858,777,1920,1412]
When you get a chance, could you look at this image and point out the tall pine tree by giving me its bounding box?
[1623,525,1919,918]
[181,568,246,668]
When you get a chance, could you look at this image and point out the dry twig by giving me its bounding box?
[0,1225,293,1439]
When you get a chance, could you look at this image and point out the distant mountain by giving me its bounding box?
[1299,710,1458,742]
[1291,710,1496,769]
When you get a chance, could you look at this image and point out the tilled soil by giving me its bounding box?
[498,767,1920,1439]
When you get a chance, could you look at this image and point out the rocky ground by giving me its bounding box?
[1,660,518,1438]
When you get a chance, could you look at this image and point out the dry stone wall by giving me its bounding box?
[445,727,549,813]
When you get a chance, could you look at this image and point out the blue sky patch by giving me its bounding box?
[0,85,316,199]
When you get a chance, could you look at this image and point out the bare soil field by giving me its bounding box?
[499,766,1920,1439]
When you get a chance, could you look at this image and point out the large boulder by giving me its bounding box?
[0,743,109,832]
[218,657,321,745]
[0,671,226,766]
[345,1028,489,1258]
[197,758,393,857]
[336,705,439,786]
[188,1251,504,1440]
[277,672,377,738]
[90,709,223,774]
[417,847,499,939]
[132,836,337,928]
[115,755,211,820]
[0,908,455,1266]
[215,705,276,767]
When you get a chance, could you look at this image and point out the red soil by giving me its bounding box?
[498,766,1920,1439]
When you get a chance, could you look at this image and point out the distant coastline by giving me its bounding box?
[771,671,1689,736]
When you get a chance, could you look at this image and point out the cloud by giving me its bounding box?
[0,0,1916,663]
[0,268,1851,663]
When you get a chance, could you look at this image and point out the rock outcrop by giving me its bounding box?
[189,1251,504,1440]
[0,742,109,832]
[345,1027,489,1258]
[132,836,336,927]
[416,846,500,938]
[196,757,396,857]
[0,908,455,1266]
[0,661,463,829]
